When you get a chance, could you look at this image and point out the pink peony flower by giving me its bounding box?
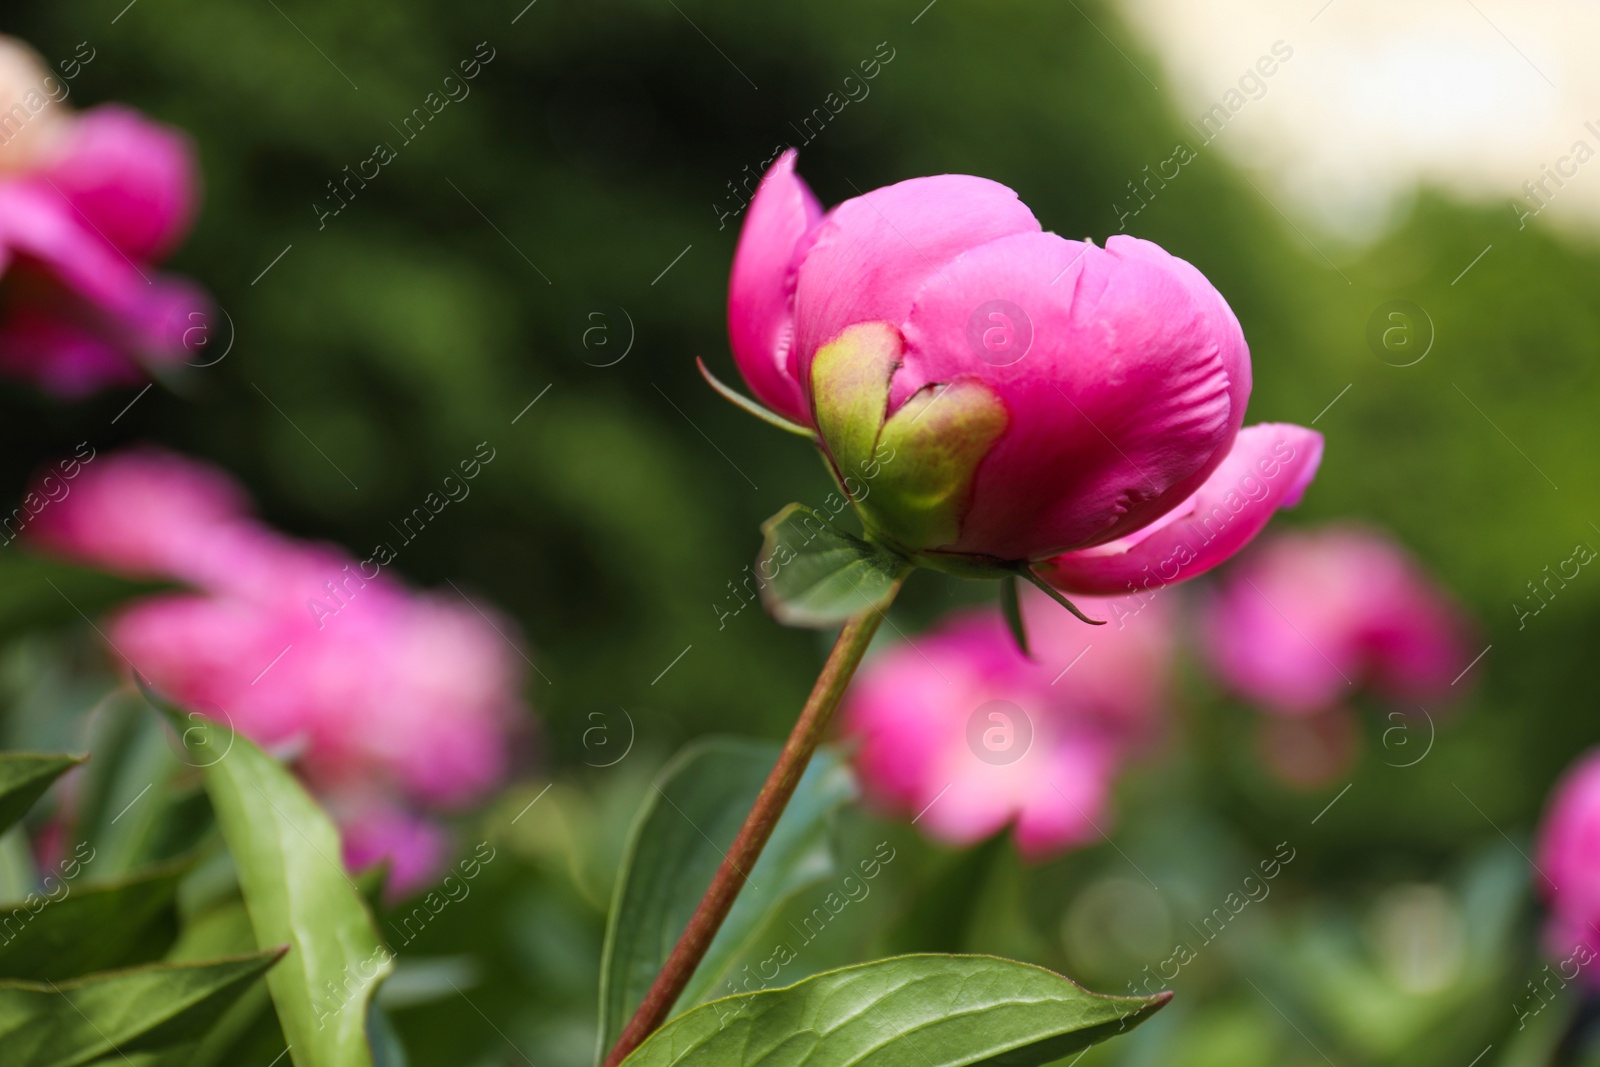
[725,151,1320,585]
[1202,525,1474,716]
[27,447,531,890]
[0,37,210,396]
[840,584,1175,859]
[1534,751,1600,977]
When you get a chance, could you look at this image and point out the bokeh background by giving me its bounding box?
[2,1,1597,1065]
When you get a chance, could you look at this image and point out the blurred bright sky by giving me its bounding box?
[1116,0,1598,243]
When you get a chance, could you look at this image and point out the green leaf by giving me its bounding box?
[148,899,284,1067]
[0,855,190,981]
[0,553,164,646]
[597,739,856,1060]
[0,754,84,838]
[999,575,1029,657]
[618,954,1169,1067]
[145,687,393,1067]
[366,1002,410,1067]
[758,505,904,628]
[72,693,202,879]
[0,950,282,1067]
[0,828,38,903]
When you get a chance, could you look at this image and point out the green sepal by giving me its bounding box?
[1020,567,1106,626]
[695,357,815,439]
[809,322,899,488]
[757,504,906,628]
[999,574,1030,657]
[857,378,1008,552]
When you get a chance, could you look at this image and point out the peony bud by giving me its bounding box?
[724,151,1319,596]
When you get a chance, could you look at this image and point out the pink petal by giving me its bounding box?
[338,801,451,901]
[1011,739,1117,860]
[1040,423,1323,595]
[0,182,145,307]
[897,232,1246,558]
[1364,582,1473,704]
[33,104,200,261]
[26,446,253,577]
[726,149,820,425]
[1537,751,1600,937]
[792,174,1038,397]
[0,309,140,394]
[0,182,213,392]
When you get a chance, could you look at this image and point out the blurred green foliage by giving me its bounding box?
[3,0,1599,1064]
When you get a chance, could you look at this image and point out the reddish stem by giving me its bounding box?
[602,604,892,1065]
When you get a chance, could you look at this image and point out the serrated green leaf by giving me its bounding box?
[144,686,393,1067]
[0,950,282,1067]
[619,954,1169,1067]
[0,754,84,838]
[597,739,856,1061]
[0,855,190,981]
[758,505,904,628]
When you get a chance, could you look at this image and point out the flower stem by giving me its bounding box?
[601,595,897,1066]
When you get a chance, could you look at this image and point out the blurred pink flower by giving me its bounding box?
[1534,750,1600,976]
[336,795,453,901]
[31,105,199,262]
[0,41,210,395]
[1203,525,1473,717]
[27,447,531,891]
[726,150,1321,580]
[25,446,248,577]
[840,585,1175,860]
